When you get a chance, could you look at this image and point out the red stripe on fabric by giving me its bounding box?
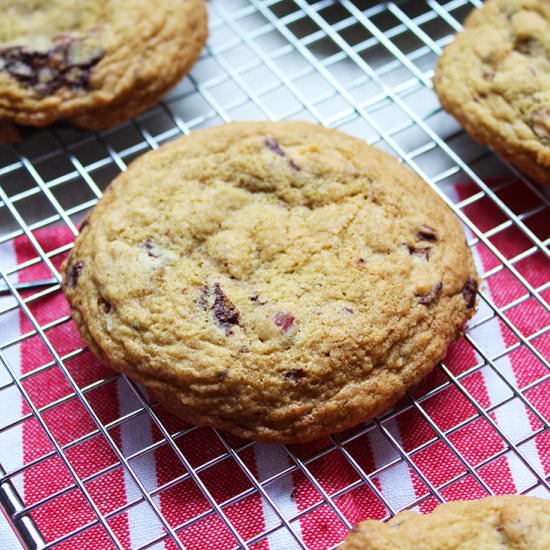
[456,181,548,492]
[462,181,550,479]
[292,434,386,549]
[15,228,131,549]
[397,335,485,512]
[151,412,267,549]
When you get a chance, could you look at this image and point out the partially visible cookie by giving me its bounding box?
[433,0,550,185]
[62,121,479,443]
[342,496,550,549]
[0,0,207,140]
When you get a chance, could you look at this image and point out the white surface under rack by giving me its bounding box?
[0,1,548,549]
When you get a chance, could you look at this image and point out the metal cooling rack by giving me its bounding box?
[0,0,549,548]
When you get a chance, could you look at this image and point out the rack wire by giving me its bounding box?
[0,0,549,548]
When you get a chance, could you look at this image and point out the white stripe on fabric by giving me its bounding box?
[254,443,302,550]
[467,234,545,491]
[514,436,547,483]
[369,418,416,512]
[0,241,25,550]
[117,378,165,549]
[475,291,545,489]
[524,485,550,499]
[0,241,24,496]
[0,514,22,550]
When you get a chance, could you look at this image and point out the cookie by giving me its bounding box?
[62,121,479,443]
[433,0,550,186]
[341,495,550,549]
[0,0,207,140]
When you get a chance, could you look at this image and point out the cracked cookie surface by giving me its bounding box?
[341,496,550,549]
[62,121,479,443]
[0,0,207,140]
[433,0,550,185]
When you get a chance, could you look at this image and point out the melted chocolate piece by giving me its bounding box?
[264,137,300,171]
[406,244,431,260]
[97,296,112,313]
[66,260,84,288]
[462,277,478,309]
[141,238,161,258]
[416,225,438,242]
[284,368,305,383]
[273,311,295,333]
[417,282,442,305]
[212,283,240,333]
[265,137,285,157]
[514,37,540,55]
[250,291,267,305]
[198,285,209,310]
[216,369,228,382]
[0,39,103,96]
[288,159,300,171]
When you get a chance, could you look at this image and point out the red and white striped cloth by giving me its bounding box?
[0,180,548,549]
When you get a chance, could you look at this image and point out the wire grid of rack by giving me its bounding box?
[0,0,549,548]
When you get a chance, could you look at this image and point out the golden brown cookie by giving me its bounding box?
[62,121,479,443]
[433,0,550,185]
[341,496,550,549]
[0,0,207,140]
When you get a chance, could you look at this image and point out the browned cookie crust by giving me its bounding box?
[62,121,479,443]
[341,496,550,549]
[0,0,207,140]
[433,0,550,185]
